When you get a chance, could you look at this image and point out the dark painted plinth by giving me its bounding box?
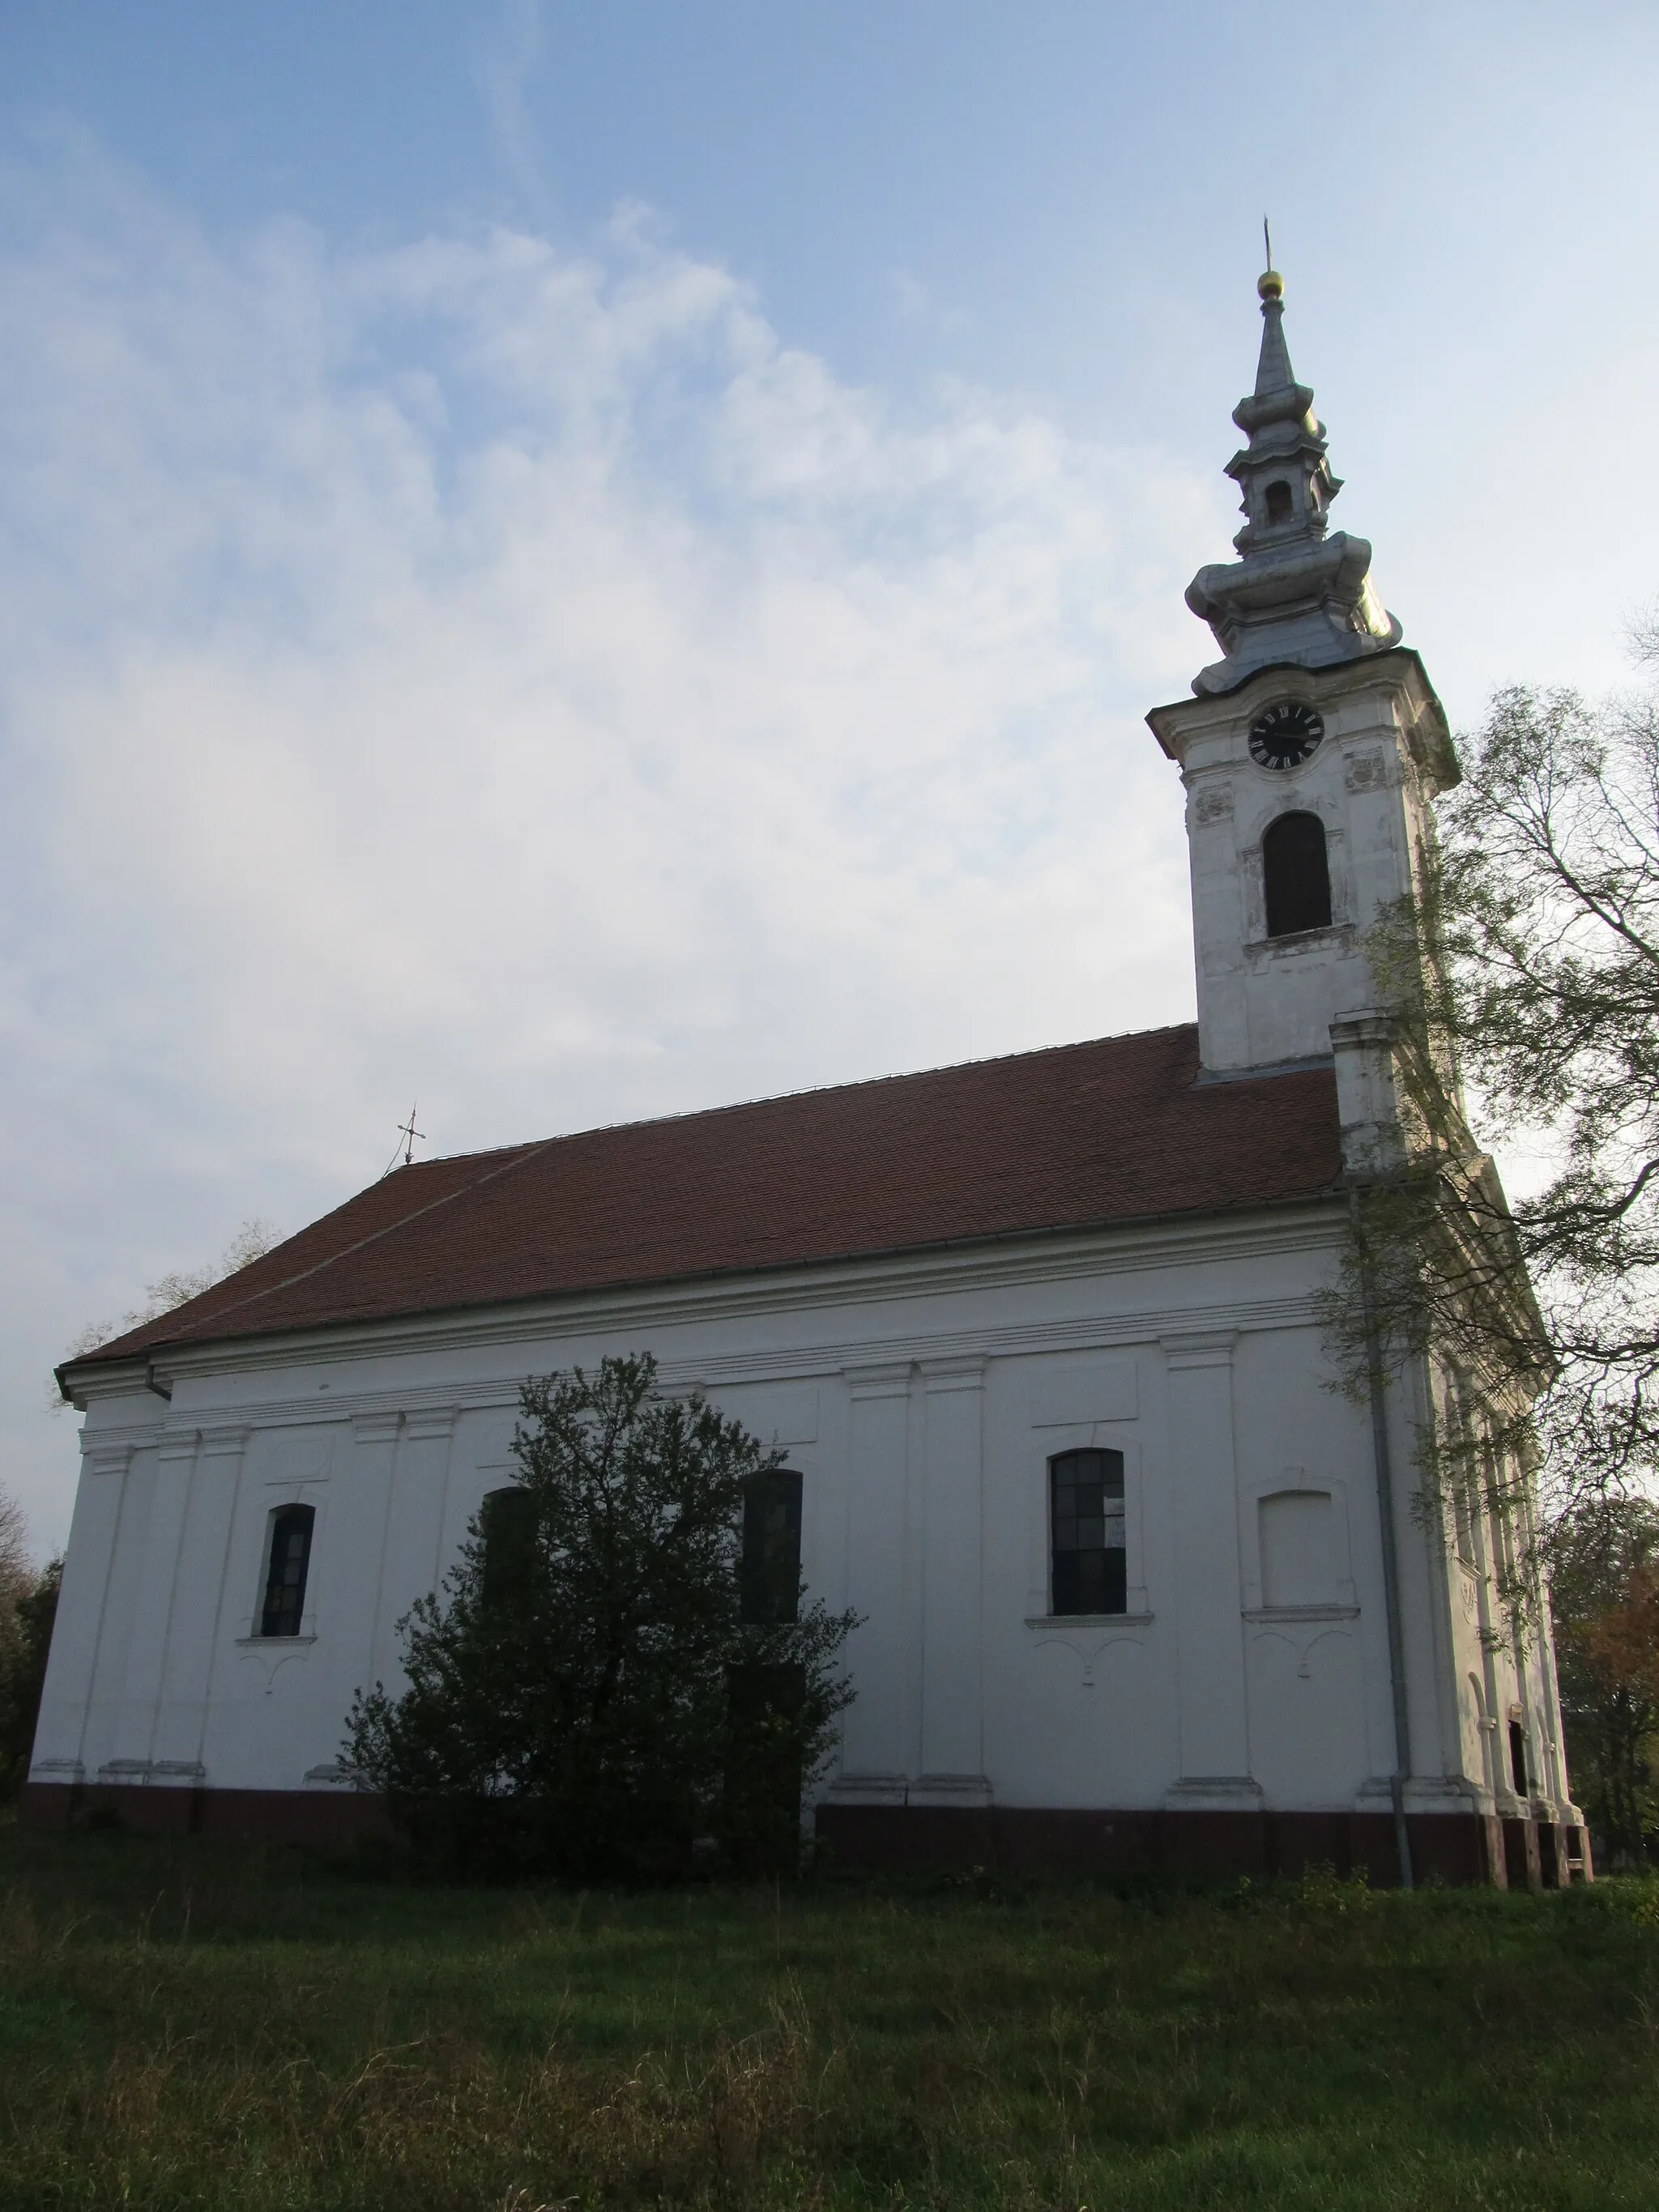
[19,1781,397,1848]
[815,1802,1589,1888]
[21,1784,1591,1888]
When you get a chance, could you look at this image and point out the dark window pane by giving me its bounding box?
[260,1505,314,1638]
[1062,1554,1100,1613]
[1263,812,1332,938]
[1051,1554,1083,1614]
[741,1470,803,1623]
[1509,1720,1529,1796]
[480,1486,539,1611]
[1050,1450,1127,1616]
[1101,1548,1128,1613]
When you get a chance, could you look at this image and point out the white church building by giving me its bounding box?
[32,270,1586,1886]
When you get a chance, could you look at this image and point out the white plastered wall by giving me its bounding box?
[35,1198,1573,1830]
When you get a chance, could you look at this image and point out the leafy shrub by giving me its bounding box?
[0,1485,60,1801]
[346,1354,858,1881]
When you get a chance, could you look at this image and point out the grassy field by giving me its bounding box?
[1,1822,1657,2210]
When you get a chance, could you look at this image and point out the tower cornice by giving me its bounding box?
[1146,647,1458,794]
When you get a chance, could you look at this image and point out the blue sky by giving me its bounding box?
[2,1,1656,1552]
[10,2,1657,532]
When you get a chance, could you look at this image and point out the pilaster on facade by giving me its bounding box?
[30,1438,135,1785]
[908,1772,992,1808]
[1159,1328,1240,1370]
[350,1409,404,1447]
[1165,1775,1265,1813]
[199,1423,254,1460]
[377,1405,461,1677]
[1330,1012,1410,1176]
[838,1359,915,1792]
[917,1355,987,1797]
[116,1428,203,1767]
[1160,1328,1253,1796]
[331,1410,401,1704]
[823,1771,909,1806]
[919,1355,987,1392]
[81,1438,136,1481]
[151,1422,251,1779]
[403,1405,459,1443]
[843,1360,915,1400]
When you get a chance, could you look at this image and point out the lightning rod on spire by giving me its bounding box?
[1263,215,1273,274]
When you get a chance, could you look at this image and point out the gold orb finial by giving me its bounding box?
[1258,267,1284,302]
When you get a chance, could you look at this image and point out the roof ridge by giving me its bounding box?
[58,1021,1347,1385]
[400,1024,1201,1170]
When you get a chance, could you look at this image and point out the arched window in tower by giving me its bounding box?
[1262,811,1332,938]
[1265,478,1294,524]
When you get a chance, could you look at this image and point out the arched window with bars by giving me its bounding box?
[1049,1448,1127,1616]
[259,1503,314,1638]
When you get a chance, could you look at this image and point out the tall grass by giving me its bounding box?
[1,1824,1657,2209]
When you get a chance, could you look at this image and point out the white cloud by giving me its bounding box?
[0,141,1227,1553]
[471,0,553,224]
[885,268,970,339]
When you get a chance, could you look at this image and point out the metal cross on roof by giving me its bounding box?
[396,1104,426,1168]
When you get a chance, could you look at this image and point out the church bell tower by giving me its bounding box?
[1147,266,1460,1112]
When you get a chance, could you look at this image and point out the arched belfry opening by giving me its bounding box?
[1262,811,1332,938]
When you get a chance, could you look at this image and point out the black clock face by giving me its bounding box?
[1248,701,1324,770]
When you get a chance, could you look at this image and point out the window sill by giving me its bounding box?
[237,1634,318,1647]
[1242,1605,1358,1623]
[1026,1612,1154,1629]
[1247,924,1353,959]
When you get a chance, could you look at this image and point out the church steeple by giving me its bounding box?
[1147,258,1458,1080]
[1184,267,1402,697]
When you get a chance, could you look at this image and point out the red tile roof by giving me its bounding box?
[67,1025,1341,1372]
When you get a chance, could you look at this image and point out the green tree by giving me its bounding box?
[345,1354,858,1881]
[54,1218,280,1406]
[0,1486,62,1801]
[1326,674,1659,1579]
[1546,1498,1659,1865]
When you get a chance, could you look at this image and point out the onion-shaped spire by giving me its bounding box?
[1184,266,1401,697]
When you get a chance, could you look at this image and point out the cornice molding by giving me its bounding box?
[844,1360,915,1400]
[79,1439,134,1478]
[403,1406,460,1443]
[199,1424,253,1459]
[919,1354,987,1392]
[114,1200,1345,1397]
[1160,1328,1240,1370]
[70,1283,1334,1443]
[1148,647,1451,769]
